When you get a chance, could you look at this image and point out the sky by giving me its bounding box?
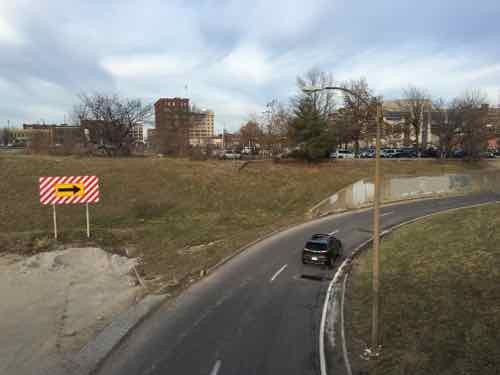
[1,0,500,132]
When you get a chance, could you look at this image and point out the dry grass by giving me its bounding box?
[0,155,489,292]
[347,203,500,375]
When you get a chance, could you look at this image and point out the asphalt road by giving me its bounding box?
[96,192,500,375]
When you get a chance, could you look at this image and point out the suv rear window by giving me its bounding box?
[305,242,327,251]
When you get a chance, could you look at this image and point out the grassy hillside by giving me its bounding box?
[347,203,500,375]
[0,155,489,292]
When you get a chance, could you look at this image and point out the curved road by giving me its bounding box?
[96,192,499,375]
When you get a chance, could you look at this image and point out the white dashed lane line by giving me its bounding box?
[210,360,222,375]
[270,264,288,282]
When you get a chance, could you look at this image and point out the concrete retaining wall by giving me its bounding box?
[310,171,500,217]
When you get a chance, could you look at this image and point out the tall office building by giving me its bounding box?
[154,97,215,152]
[189,110,214,146]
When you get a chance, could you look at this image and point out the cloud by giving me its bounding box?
[0,2,25,45]
[334,45,500,103]
[0,0,499,129]
[217,43,272,85]
[102,54,200,78]
[0,19,23,45]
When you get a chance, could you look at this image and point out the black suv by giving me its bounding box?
[302,234,343,267]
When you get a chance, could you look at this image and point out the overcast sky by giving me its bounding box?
[1,0,500,132]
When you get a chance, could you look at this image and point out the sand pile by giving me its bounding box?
[0,247,142,375]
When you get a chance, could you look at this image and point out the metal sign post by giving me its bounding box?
[86,202,90,238]
[52,204,58,240]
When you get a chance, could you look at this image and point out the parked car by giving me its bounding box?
[212,149,225,159]
[359,148,375,158]
[302,233,343,268]
[452,149,466,158]
[332,149,355,159]
[380,148,399,158]
[495,149,500,157]
[421,148,440,158]
[223,150,241,160]
[481,150,496,159]
[396,148,417,158]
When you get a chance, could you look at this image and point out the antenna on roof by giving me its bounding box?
[185,83,188,99]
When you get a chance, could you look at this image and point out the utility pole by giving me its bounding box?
[371,101,382,353]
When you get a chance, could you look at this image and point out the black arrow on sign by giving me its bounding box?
[58,185,81,194]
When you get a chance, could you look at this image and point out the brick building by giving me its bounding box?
[153,97,216,153]
[154,98,191,155]
[22,124,82,146]
[10,128,46,145]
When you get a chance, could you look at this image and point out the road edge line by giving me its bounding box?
[340,273,352,375]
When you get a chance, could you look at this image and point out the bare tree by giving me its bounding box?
[238,120,262,148]
[341,78,376,154]
[261,100,292,153]
[295,68,336,120]
[455,90,489,159]
[432,98,457,158]
[73,93,152,156]
[399,86,430,155]
[328,108,352,149]
[0,128,13,146]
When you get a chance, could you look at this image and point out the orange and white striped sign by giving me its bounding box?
[39,176,100,205]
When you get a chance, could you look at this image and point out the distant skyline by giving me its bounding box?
[1,0,500,132]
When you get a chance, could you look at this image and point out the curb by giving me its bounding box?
[324,199,500,375]
[340,273,352,375]
[75,294,166,375]
[33,295,166,375]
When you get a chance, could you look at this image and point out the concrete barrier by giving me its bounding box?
[309,171,500,218]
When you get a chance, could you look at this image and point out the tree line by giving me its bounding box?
[1,69,496,160]
[236,68,497,161]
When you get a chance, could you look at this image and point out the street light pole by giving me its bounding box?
[302,85,383,355]
[371,101,382,353]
